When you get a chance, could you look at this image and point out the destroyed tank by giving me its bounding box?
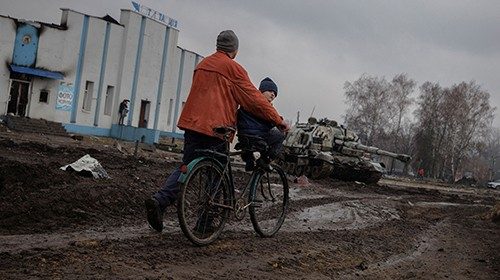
[280,118,411,184]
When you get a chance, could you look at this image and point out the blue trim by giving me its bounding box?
[110,124,157,144]
[9,65,64,80]
[93,22,111,127]
[63,123,111,137]
[71,15,89,123]
[12,24,39,67]
[153,27,171,132]
[172,49,185,133]
[159,130,184,139]
[63,123,183,144]
[128,16,147,126]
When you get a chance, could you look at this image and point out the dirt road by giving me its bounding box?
[0,129,498,279]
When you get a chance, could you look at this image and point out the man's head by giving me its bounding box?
[216,30,239,58]
[259,77,278,102]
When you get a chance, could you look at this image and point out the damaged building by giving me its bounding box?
[0,8,201,143]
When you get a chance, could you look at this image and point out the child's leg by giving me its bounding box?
[267,128,285,159]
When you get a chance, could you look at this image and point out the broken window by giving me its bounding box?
[39,89,49,103]
[104,85,114,116]
[167,98,173,125]
[82,81,94,111]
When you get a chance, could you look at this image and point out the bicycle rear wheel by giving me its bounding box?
[249,164,289,237]
[177,160,230,246]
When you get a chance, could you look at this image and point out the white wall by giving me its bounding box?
[0,16,17,115]
[95,23,124,128]
[74,16,106,125]
[114,10,142,125]
[30,22,65,121]
[0,8,201,137]
[165,47,182,132]
[133,16,165,128]
[156,27,179,132]
[29,11,74,122]
[172,49,197,129]
[180,51,197,104]
[28,10,84,123]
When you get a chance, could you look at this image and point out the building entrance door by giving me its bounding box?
[7,80,31,117]
[138,100,150,128]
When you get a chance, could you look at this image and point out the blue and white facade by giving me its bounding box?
[0,8,202,143]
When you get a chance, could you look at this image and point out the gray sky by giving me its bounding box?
[2,0,499,126]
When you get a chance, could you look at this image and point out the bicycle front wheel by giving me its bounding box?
[177,160,231,246]
[249,164,289,237]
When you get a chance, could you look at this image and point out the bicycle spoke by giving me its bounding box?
[249,165,289,237]
[178,160,230,246]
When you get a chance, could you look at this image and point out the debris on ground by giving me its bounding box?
[483,202,500,223]
[70,134,84,141]
[0,130,499,279]
[115,142,128,154]
[60,154,110,179]
[294,175,310,186]
[140,143,156,152]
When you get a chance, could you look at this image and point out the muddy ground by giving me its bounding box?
[0,127,499,279]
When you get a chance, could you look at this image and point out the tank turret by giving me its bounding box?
[280,118,411,183]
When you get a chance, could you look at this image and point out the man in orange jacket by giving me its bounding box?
[145,30,289,232]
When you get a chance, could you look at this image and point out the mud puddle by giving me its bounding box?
[281,199,400,232]
[414,201,493,208]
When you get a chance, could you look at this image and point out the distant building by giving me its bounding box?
[0,8,202,143]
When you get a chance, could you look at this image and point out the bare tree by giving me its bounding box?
[483,127,500,181]
[413,82,444,178]
[414,81,495,181]
[344,74,391,146]
[388,73,416,151]
[344,74,496,181]
[446,82,495,179]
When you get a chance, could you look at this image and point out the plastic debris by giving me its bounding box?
[60,154,110,179]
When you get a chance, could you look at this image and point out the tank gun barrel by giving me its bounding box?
[334,139,411,163]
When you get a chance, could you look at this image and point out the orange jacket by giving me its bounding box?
[177,51,283,138]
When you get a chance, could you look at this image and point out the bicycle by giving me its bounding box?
[176,127,289,246]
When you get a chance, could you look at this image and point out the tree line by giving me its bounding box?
[343,73,498,183]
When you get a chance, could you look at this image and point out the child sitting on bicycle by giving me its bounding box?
[237,77,285,171]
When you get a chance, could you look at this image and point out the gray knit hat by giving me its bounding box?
[216,30,239,53]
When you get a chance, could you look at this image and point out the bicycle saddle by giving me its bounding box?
[213,126,236,136]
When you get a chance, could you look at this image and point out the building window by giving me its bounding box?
[39,90,49,103]
[82,81,94,111]
[104,86,114,116]
[167,98,173,125]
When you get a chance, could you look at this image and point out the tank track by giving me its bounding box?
[330,160,383,184]
[280,160,334,179]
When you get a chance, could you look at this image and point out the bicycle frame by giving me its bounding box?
[177,144,263,212]
[176,128,289,245]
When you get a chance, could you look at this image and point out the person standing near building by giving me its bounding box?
[145,30,289,232]
[118,99,129,125]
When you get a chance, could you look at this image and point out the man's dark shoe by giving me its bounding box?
[145,197,164,232]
